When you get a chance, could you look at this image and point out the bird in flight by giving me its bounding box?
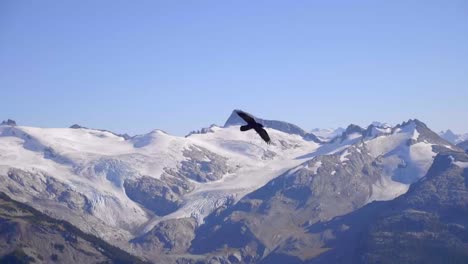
[235,110,271,144]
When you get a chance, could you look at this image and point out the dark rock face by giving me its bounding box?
[5,168,90,211]
[224,110,322,143]
[457,140,468,152]
[69,124,83,129]
[0,119,16,126]
[191,145,383,262]
[298,150,468,264]
[439,129,462,144]
[190,145,468,263]
[131,218,197,254]
[359,151,468,264]
[408,119,456,147]
[331,124,365,143]
[344,124,365,135]
[124,176,186,216]
[224,110,307,136]
[166,146,232,183]
[0,192,146,264]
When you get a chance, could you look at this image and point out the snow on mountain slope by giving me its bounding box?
[310,127,345,141]
[189,120,458,263]
[439,129,468,144]
[143,126,322,228]
[0,115,458,261]
[284,119,455,206]
[0,122,323,247]
[224,109,322,143]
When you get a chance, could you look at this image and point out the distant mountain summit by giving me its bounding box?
[224,109,322,143]
[439,129,468,144]
[0,113,465,263]
[370,121,392,128]
[310,127,345,141]
[224,109,307,136]
[1,119,16,126]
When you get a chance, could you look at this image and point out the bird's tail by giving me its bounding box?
[240,125,253,131]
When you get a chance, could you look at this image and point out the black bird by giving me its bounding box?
[235,110,271,144]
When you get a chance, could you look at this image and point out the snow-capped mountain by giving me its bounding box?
[370,121,392,128]
[190,119,460,262]
[0,112,462,263]
[296,150,468,264]
[439,129,468,144]
[310,127,345,141]
[311,122,390,142]
[224,109,322,143]
[0,117,320,254]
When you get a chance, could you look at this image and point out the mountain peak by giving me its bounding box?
[70,124,85,129]
[439,129,468,144]
[1,119,17,126]
[224,109,304,135]
[344,124,365,134]
[223,109,251,127]
[223,109,323,143]
[401,118,427,129]
[370,121,392,128]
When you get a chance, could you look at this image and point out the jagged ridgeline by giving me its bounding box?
[0,111,467,263]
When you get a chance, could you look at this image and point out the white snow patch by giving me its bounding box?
[340,150,351,162]
[347,133,362,140]
[454,161,468,168]
[367,177,409,202]
[305,161,322,174]
[412,129,420,140]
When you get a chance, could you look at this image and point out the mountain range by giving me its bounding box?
[439,129,468,144]
[0,111,466,263]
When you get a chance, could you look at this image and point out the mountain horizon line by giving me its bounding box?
[1,109,441,138]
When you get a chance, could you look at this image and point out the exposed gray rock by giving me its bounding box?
[439,129,468,144]
[224,110,322,143]
[408,119,456,147]
[301,150,468,264]
[169,146,232,183]
[0,119,16,126]
[331,124,365,143]
[69,124,83,129]
[191,145,383,262]
[131,218,197,254]
[6,168,90,211]
[0,192,147,264]
[363,124,391,138]
[457,140,468,152]
[124,176,185,216]
[439,129,459,143]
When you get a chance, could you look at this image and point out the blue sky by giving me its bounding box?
[1,0,467,135]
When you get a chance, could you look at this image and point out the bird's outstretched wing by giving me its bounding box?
[236,110,256,125]
[254,127,271,144]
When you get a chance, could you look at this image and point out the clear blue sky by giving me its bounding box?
[1,0,467,135]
